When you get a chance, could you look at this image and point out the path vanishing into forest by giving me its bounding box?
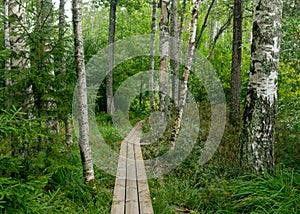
[111,121,154,214]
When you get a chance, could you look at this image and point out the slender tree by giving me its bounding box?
[59,0,73,146]
[106,0,118,115]
[176,0,187,101]
[170,0,201,145]
[195,0,216,48]
[149,0,157,111]
[178,0,187,40]
[170,0,179,104]
[210,2,218,47]
[229,0,243,126]
[158,0,170,114]
[4,0,11,87]
[239,0,283,173]
[72,0,95,183]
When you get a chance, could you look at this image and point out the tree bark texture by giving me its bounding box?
[170,0,179,104]
[149,0,157,111]
[159,0,170,114]
[59,0,73,146]
[4,0,11,84]
[106,0,118,115]
[239,0,282,173]
[72,0,95,183]
[229,0,243,126]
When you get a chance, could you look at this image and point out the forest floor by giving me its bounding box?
[0,103,299,213]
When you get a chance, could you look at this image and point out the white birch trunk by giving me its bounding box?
[170,0,201,145]
[72,0,95,183]
[9,0,27,69]
[149,0,157,111]
[239,0,283,173]
[158,0,170,114]
[8,0,33,114]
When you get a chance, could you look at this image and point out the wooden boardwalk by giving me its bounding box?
[111,121,154,214]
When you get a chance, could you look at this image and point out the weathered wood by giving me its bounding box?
[111,141,127,214]
[126,142,139,213]
[111,121,153,214]
[135,140,154,214]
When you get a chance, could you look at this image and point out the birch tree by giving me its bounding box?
[4,0,11,87]
[106,0,118,115]
[170,0,179,104]
[72,0,95,184]
[149,0,157,111]
[158,0,170,114]
[170,0,201,145]
[8,0,28,70]
[229,0,243,126]
[7,0,33,113]
[239,0,283,173]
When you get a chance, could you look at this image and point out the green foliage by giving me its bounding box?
[150,168,300,213]
[0,0,298,213]
[96,113,123,151]
[0,107,113,213]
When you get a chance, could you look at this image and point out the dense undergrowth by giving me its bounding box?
[0,103,299,213]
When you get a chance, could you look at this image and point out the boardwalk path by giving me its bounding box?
[111,121,154,214]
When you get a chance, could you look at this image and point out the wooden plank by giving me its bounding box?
[135,139,154,214]
[112,120,153,214]
[111,141,127,214]
[126,141,139,214]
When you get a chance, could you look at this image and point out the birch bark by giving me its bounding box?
[239,0,282,173]
[149,0,157,111]
[72,0,95,183]
[158,0,170,114]
[170,0,201,145]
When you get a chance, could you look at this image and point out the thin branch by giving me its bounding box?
[195,0,216,48]
[207,14,232,59]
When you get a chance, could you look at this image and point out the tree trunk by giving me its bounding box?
[4,0,11,87]
[178,0,186,40]
[72,0,95,184]
[176,0,187,101]
[106,0,118,115]
[158,0,170,114]
[209,0,218,48]
[149,0,157,111]
[170,0,201,145]
[59,0,73,146]
[229,0,243,126]
[239,0,282,173]
[9,0,27,69]
[170,0,179,104]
